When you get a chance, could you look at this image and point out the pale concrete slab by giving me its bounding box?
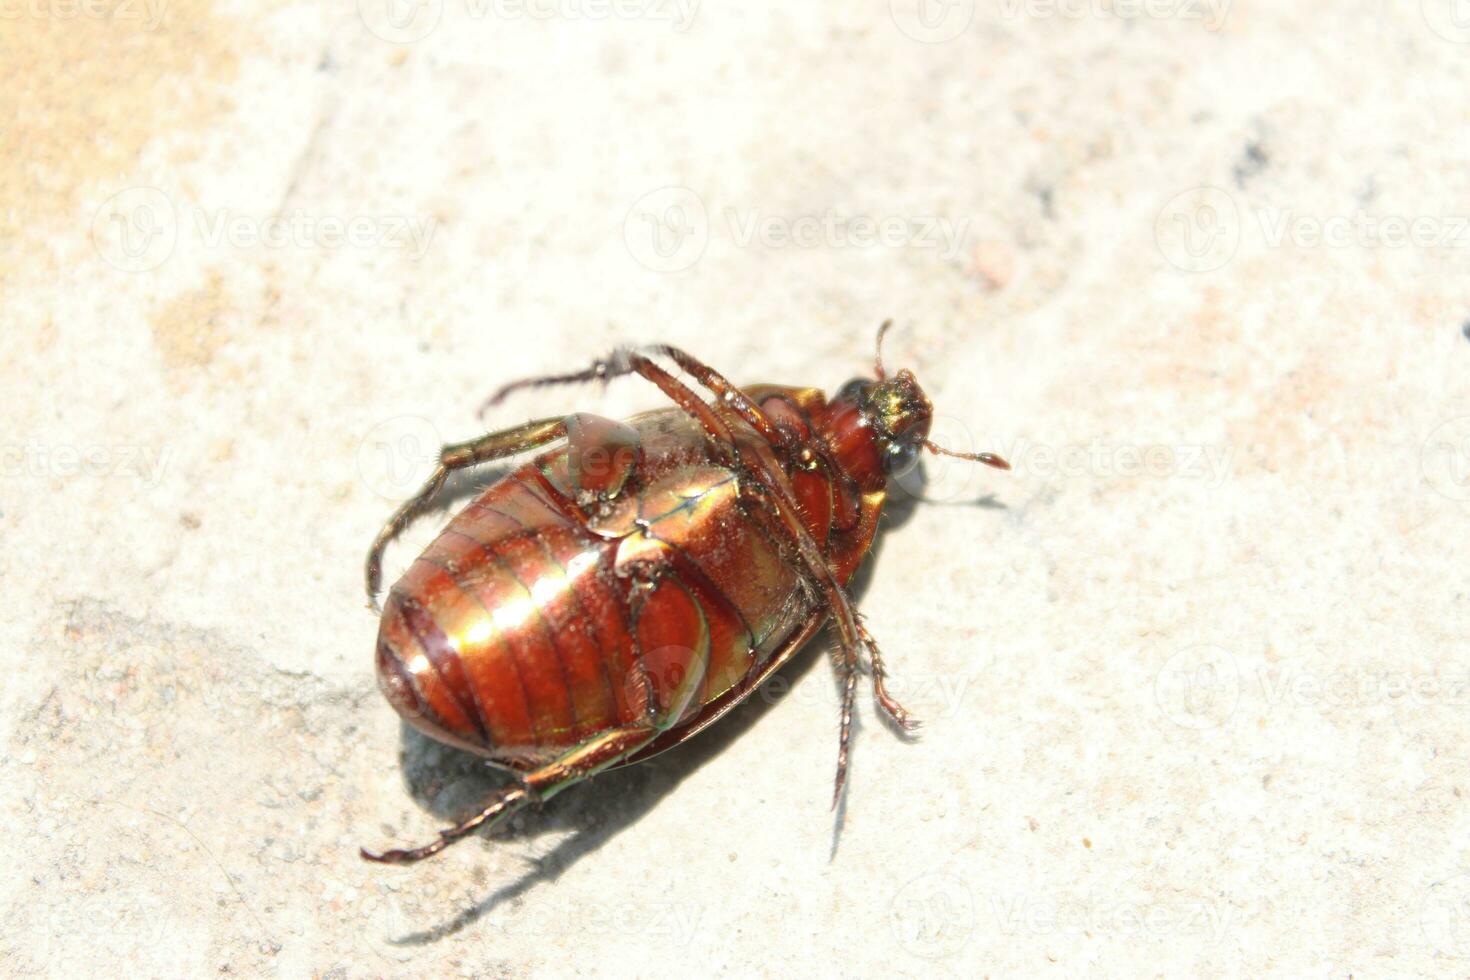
[4,2,1470,976]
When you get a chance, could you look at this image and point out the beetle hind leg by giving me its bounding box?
[857,619,919,733]
[360,724,659,865]
[360,783,531,865]
[365,416,569,608]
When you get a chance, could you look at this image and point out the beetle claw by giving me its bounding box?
[879,697,922,735]
[359,845,409,865]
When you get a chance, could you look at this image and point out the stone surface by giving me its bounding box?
[4,2,1470,976]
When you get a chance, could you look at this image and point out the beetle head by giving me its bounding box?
[835,321,1011,479]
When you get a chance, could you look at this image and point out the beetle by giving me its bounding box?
[360,322,1009,864]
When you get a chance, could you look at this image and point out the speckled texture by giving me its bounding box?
[4,2,1470,976]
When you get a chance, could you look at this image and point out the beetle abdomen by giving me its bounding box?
[376,464,641,764]
[375,402,867,767]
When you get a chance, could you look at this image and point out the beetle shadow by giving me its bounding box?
[440,465,512,509]
[379,458,1008,945]
[383,622,834,946]
[846,459,1007,602]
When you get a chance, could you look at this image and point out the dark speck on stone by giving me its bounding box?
[1233,141,1269,188]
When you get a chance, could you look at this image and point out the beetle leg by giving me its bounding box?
[365,417,569,608]
[482,350,744,466]
[628,348,924,729]
[645,373,919,801]
[637,344,795,451]
[360,723,659,865]
[739,469,917,811]
[632,347,924,742]
[477,351,632,418]
[479,347,773,466]
[580,349,915,804]
[856,618,916,732]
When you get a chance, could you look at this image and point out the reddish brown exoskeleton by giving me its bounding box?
[361,323,1009,864]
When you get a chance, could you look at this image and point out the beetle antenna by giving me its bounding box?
[923,439,1011,470]
[874,320,893,380]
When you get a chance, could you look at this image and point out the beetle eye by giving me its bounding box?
[836,377,871,404]
[883,440,920,478]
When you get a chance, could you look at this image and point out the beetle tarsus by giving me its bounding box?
[359,842,441,865]
[876,683,921,734]
[360,784,531,866]
[832,659,857,811]
[857,621,921,733]
[478,350,634,417]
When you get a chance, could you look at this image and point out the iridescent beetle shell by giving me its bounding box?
[362,329,1009,864]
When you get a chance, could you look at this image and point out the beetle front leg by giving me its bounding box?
[365,416,568,608]
[360,723,659,865]
[742,482,916,809]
